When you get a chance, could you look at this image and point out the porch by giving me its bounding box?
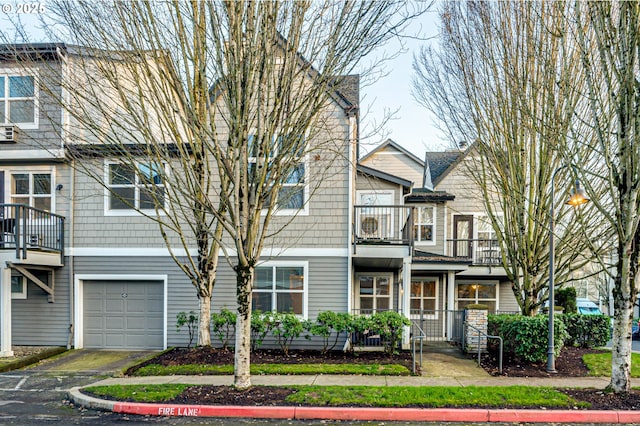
[0,204,65,266]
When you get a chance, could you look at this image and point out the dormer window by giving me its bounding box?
[0,74,37,128]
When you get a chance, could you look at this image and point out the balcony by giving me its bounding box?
[0,204,65,265]
[447,239,501,266]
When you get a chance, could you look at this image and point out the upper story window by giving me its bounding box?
[106,162,165,214]
[0,74,38,128]
[252,263,307,317]
[414,206,435,244]
[11,172,52,211]
[248,133,307,214]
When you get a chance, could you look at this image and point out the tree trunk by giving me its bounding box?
[198,295,212,347]
[234,263,253,389]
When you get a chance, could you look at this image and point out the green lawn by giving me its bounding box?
[83,384,589,409]
[583,352,640,377]
[133,363,410,376]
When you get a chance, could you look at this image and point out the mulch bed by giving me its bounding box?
[112,346,640,410]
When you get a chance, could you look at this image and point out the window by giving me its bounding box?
[357,274,392,314]
[252,264,306,316]
[11,275,26,299]
[414,206,435,243]
[11,172,52,211]
[477,214,502,264]
[106,162,165,213]
[248,133,307,213]
[410,278,437,317]
[0,74,37,127]
[456,281,497,312]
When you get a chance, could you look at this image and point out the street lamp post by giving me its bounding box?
[547,165,589,373]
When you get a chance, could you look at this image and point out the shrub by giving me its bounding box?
[307,311,353,354]
[176,311,198,348]
[250,310,275,352]
[563,313,611,348]
[556,287,577,314]
[271,312,305,355]
[489,314,567,363]
[368,311,411,356]
[211,308,236,350]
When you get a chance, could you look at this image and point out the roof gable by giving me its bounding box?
[360,139,424,167]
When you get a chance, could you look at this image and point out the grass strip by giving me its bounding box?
[82,384,588,409]
[132,363,409,376]
[285,385,585,408]
[85,384,190,402]
[583,352,640,377]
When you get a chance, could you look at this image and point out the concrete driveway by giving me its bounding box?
[26,349,159,375]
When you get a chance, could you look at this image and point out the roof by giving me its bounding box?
[412,249,472,264]
[425,151,463,185]
[356,164,412,189]
[405,188,455,203]
[360,139,424,167]
[0,43,68,61]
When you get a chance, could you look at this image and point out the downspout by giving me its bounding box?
[58,46,75,349]
[344,110,357,352]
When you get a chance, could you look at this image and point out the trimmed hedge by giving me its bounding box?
[562,313,610,348]
[488,314,567,363]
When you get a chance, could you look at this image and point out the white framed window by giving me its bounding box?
[105,161,166,215]
[10,171,53,211]
[410,277,438,318]
[248,133,308,215]
[456,280,498,312]
[252,262,308,318]
[11,275,26,299]
[356,273,392,314]
[0,72,38,129]
[414,206,435,244]
[476,214,503,264]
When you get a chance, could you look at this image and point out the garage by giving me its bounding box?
[82,280,164,349]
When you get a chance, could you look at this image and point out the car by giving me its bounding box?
[576,298,604,315]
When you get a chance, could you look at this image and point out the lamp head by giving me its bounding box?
[566,180,590,206]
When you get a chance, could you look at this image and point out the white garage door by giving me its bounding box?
[83,280,164,349]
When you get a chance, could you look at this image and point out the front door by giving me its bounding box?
[453,215,473,258]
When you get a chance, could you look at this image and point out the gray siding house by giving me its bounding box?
[0,43,518,355]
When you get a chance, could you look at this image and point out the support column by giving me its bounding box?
[401,257,412,350]
[0,266,13,357]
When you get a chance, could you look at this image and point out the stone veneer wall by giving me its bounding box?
[464,309,488,353]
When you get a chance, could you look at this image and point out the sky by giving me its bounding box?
[1,2,447,159]
[359,9,450,159]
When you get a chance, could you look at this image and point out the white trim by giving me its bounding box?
[413,205,436,246]
[0,70,39,130]
[0,149,65,160]
[253,261,309,319]
[73,274,168,350]
[455,279,500,311]
[103,160,168,217]
[354,272,394,313]
[68,246,349,257]
[5,165,56,213]
[10,275,26,299]
[409,275,439,320]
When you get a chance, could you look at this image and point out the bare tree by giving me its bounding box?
[3,1,426,388]
[572,0,640,393]
[412,1,603,316]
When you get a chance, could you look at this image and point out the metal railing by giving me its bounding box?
[409,309,465,346]
[410,320,426,374]
[353,205,413,245]
[464,321,503,374]
[447,239,501,265]
[0,204,65,262]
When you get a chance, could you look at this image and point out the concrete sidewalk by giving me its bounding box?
[68,374,640,424]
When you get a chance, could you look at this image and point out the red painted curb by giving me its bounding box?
[113,403,296,419]
[112,402,635,423]
[295,407,489,422]
[488,409,618,424]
